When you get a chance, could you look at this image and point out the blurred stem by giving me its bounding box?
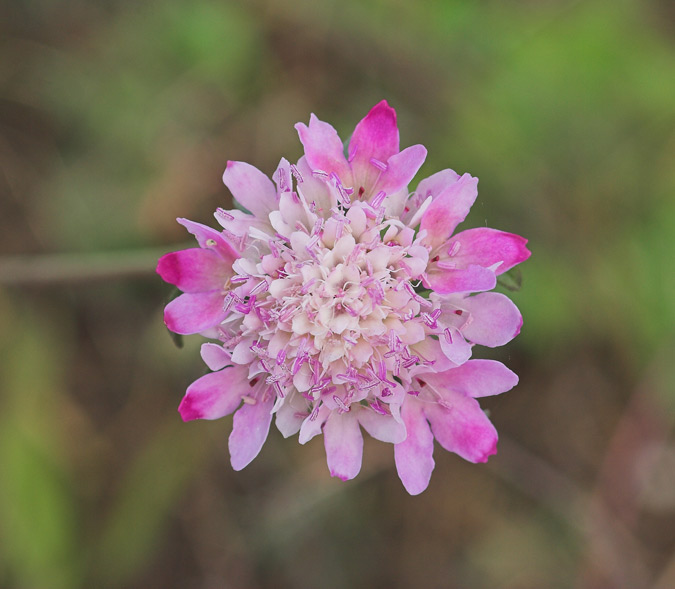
[0,246,188,286]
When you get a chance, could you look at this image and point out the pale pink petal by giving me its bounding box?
[295,114,352,183]
[177,218,239,260]
[425,394,498,463]
[460,292,523,347]
[450,228,531,275]
[222,161,277,219]
[178,366,249,421]
[420,173,478,248]
[394,399,435,495]
[426,264,497,294]
[229,395,274,471]
[439,326,473,365]
[275,400,305,438]
[200,343,229,371]
[156,248,231,293]
[324,412,363,481]
[426,360,518,399]
[349,100,399,192]
[164,291,226,335]
[357,408,406,443]
[414,168,460,200]
[373,144,427,198]
[298,405,331,444]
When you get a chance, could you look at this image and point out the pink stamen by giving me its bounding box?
[348,143,358,162]
[444,327,453,344]
[216,208,234,221]
[437,260,457,270]
[369,157,388,171]
[250,280,268,296]
[290,164,303,183]
[371,190,386,209]
[276,350,286,365]
[333,395,350,412]
[448,241,461,256]
[301,278,317,294]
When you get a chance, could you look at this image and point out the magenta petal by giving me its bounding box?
[222,161,277,219]
[178,366,248,421]
[324,412,363,481]
[420,173,478,247]
[358,409,406,443]
[461,292,523,347]
[157,248,230,293]
[425,394,498,463]
[451,228,531,275]
[425,361,518,399]
[349,100,399,191]
[295,114,352,182]
[229,396,274,471]
[427,264,497,294]
[164,291,226,335]
[374,144,427,197]
[177,218,239,260]
[394,400,435,495]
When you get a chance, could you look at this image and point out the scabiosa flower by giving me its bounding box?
[157,101,530,494]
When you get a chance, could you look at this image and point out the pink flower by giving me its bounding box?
[157,101,530,494]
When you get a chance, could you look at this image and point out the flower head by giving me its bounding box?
[157,101,530,494]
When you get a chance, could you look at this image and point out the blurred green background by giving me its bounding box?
[1,0,674,587]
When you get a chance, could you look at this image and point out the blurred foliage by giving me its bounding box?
[1,0,674,587]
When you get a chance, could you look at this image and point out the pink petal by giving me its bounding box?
[424,360,518,399]
[414,168,460,200]
[450,228,531,275]
[439,326,473,365]
[420,173,478,248]
[200,343,230,371]
[163,291,226,335]
[394,399,435,495]
[177,218,239,260]
[295,114,352,183]
[178,366,249,421]
[426,264,497,294]
[349,100,399,192]
[298,404,331,444]
[357,408,406,443]
[229,395,274,471]
[274,401,305,438]
[373,144,427,198]
[460,292,523,347]
[222,161,277,219]
[324,412,363,481]
[425,393,498,463]
[156,248,231,293]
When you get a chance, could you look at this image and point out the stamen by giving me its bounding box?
[276,350,286,365]
[242,396,257,405]
[369,157,388,171]
[371,190,386,209]
[444,328,453,344]
[290,164,303,183]
[448,241,461,256]
[249,280,269,296]
[216,208,234,221]
[437,260,457,270]
[300,278,317,294]
[348,143,358,163]
[333,395,350,412]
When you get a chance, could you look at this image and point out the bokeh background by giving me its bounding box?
[1,0,674,587]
